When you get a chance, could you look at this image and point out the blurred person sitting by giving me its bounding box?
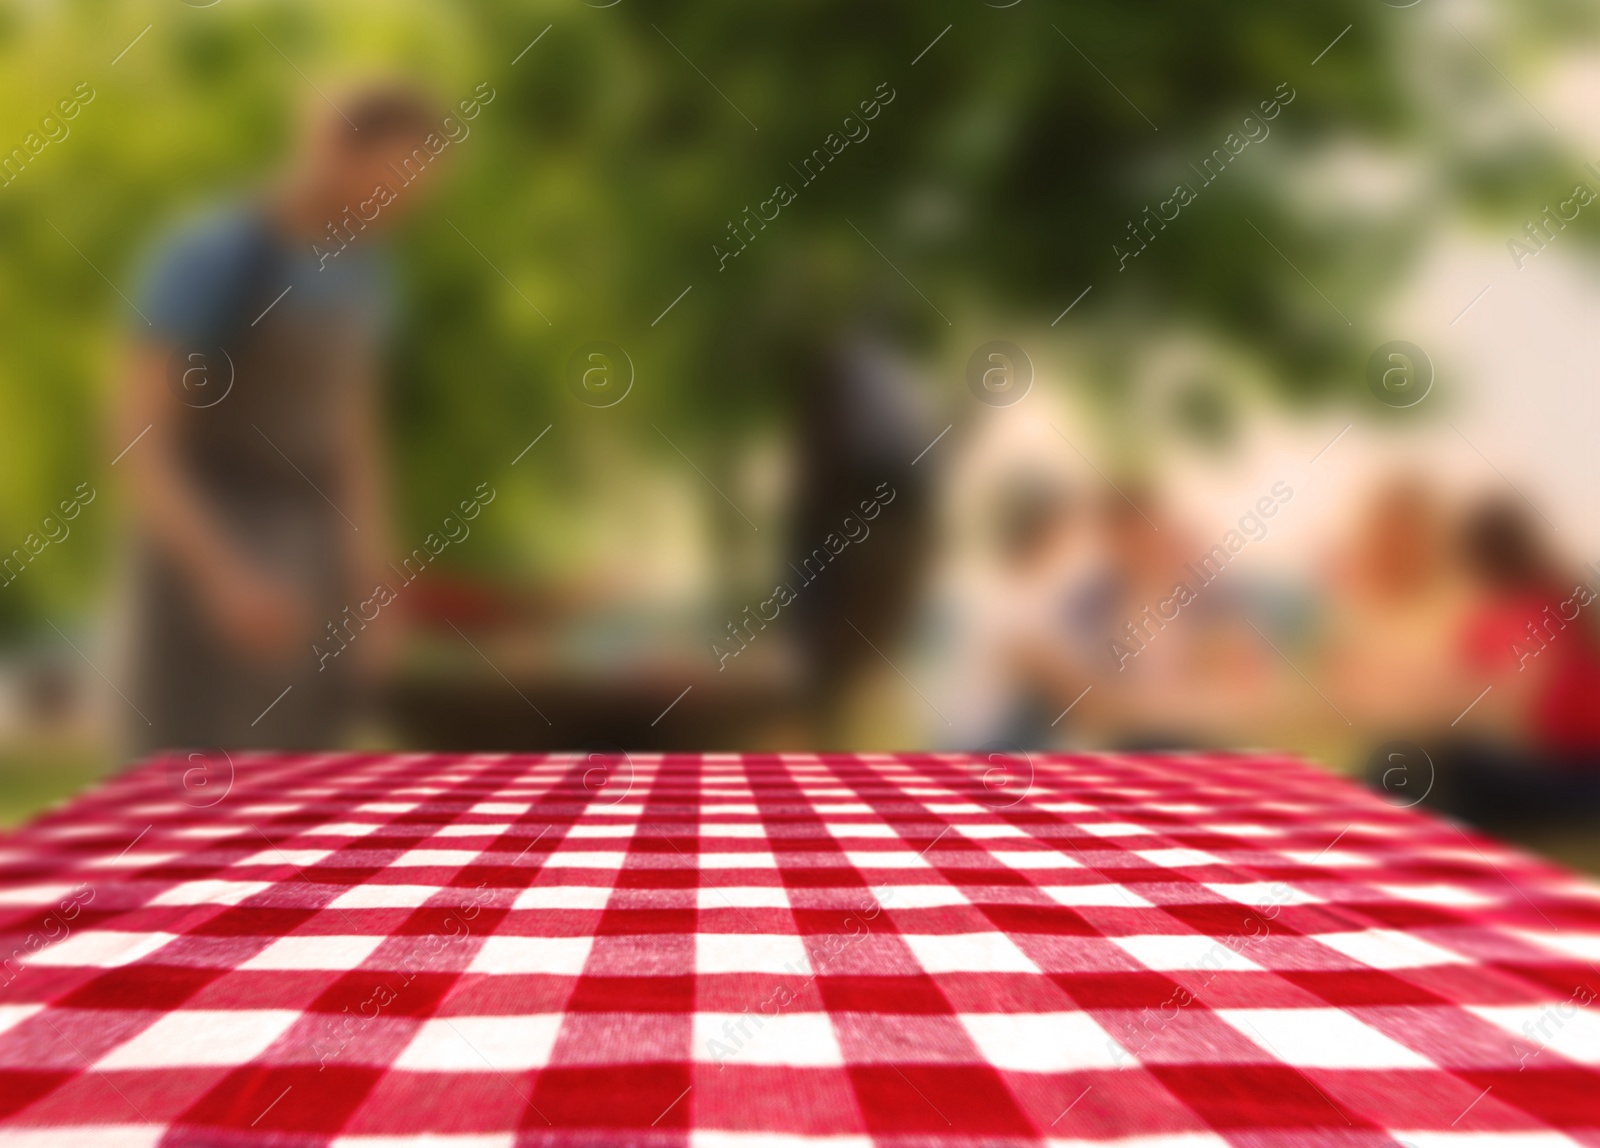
[1325,474,1475,736]
[115,85,445,756]
[1097,488,1192,745]
[1093,487,1288,750]
[1428,497,1600,826]
[929,474,1102,750]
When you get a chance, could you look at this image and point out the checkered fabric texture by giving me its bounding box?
[0,750,1598,1147]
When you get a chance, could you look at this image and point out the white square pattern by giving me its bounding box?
[148,880,272,907]
[240,849,331,867]
[992,851,1081,870]
[873,885,970,908]
[330,885,444,909]
[1469,1006,1600,1065]
[1041,885,1150,907]
[697,887,790,908]
[698,853,780,869]
[541,851,629,870]
[826,823,900,839]
[434,823,515,838]
[1133,849,1222,868]
[240,934,387,971]
[696,933,811,974]
[468,936,594,975]
[902,932,1041,973]
[693,1012,844,1065]
[514,885,613,909]
[1215,1008,1434,1067]
[844,851,930,870]
[1314,929,1470,969]
[395,1015,565,1071]
[959,1012,1129,1070]
[1201,882,1322,908]
[388,850,481,868]
[21,931,177,968]
[1110,934,1264,973]
[0,883,86,906]
[0,1127,166,1148]
[1078,822,1157,837]
[0,1004,42,1038]
[304,821,382,837]
[1375,884,1496,908]
[96,1010,301,1068]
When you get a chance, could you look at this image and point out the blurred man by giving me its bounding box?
[782,296,938,747]
[116,86,443,755]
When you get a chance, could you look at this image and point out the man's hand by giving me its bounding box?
[203,565,313,662]
[350,576,405,681]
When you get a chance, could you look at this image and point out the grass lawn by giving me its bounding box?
[0,741,116,831]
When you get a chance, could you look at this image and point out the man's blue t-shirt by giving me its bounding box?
[133,203,394,346]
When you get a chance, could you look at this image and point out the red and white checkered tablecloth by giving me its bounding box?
[1,750,1598,1147]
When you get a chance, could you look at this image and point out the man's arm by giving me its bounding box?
[335,355,400,674]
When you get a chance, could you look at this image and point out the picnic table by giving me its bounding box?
[0,749,1596,1145]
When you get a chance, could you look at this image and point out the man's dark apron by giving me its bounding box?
[127,229,366,755]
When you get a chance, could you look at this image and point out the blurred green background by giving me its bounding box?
[2,0,1598,855]
[3,0,1583,613]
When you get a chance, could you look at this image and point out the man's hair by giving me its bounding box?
[1460,496,1552,591]
[339,85,441,150]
